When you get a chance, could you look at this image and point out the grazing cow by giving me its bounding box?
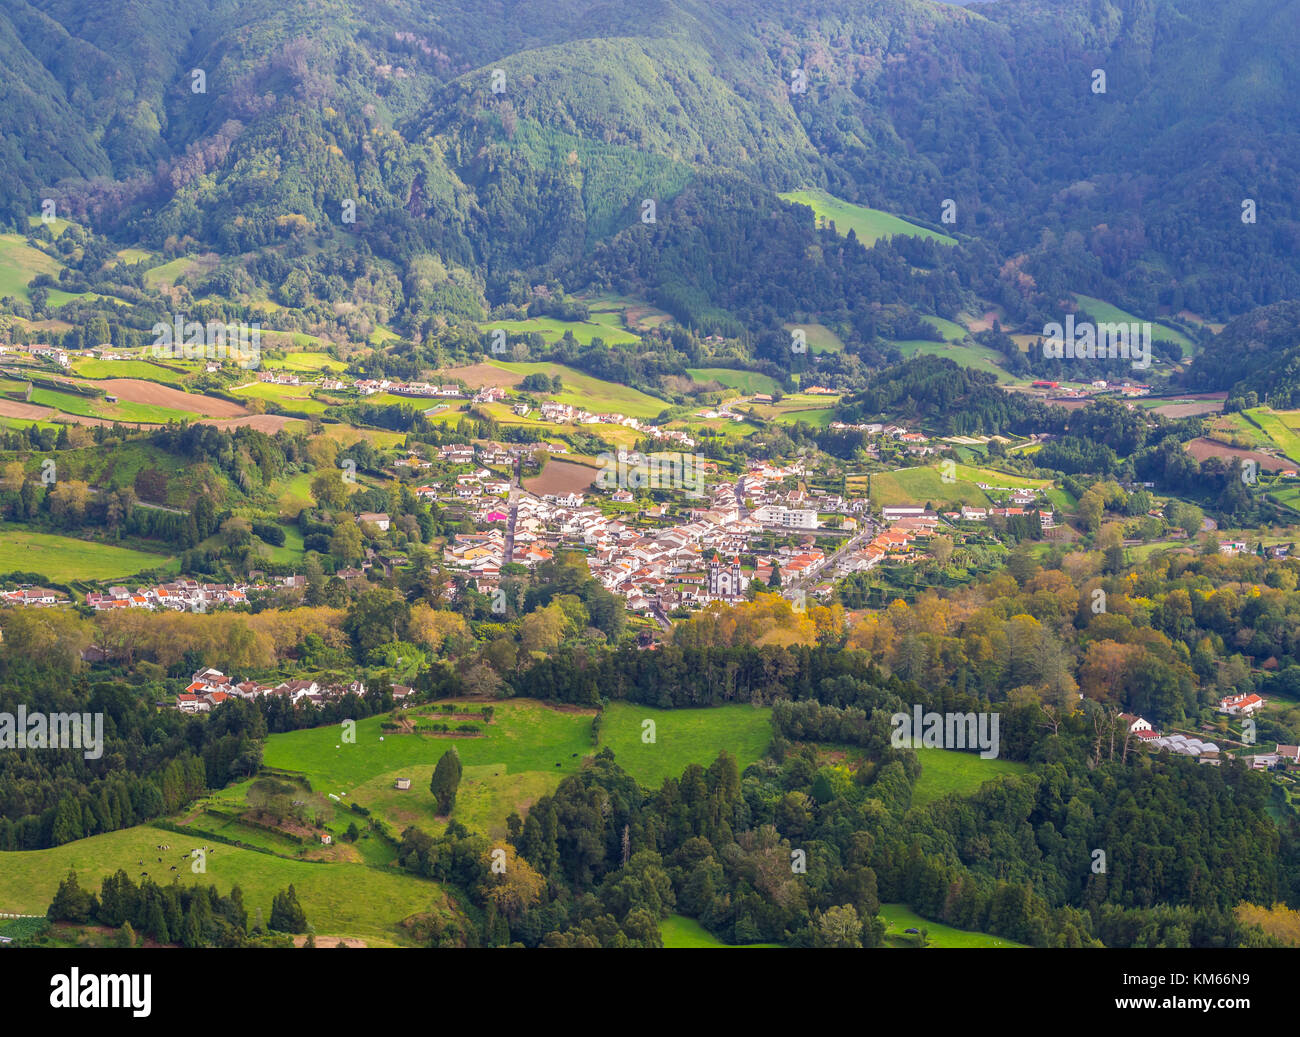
[169,866,176,871]
[157,857,162,863]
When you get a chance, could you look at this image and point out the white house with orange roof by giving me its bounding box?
[1219,692,1265,716]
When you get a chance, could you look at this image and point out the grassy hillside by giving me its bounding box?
[0,824,452,944]
[1072,294,1194,356]
[0,234,61,301]
[598,702,771,788]
[483,361,667,418]
[910,748,1031,807]
[0,527,174,581]
[780,190,957,247]
[687,368,782,394]
[879,903,1024,948]
[482,315,640,347]
[891,339,1013,383]
[660,914,780,948]
[262,701,595,805]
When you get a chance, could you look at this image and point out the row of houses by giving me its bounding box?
[436,441,530,467]
[176,667,413,713]
[87,580,254,611]
[1,587,67,606]
[256,370,510,404]
[534,401,696,447]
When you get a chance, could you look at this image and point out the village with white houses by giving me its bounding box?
[427,427,1064,623]
[3,337,1290,783]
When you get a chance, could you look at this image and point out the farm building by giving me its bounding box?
[1219,692,1265,715]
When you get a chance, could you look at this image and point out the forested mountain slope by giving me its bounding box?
[0,0,1294,322]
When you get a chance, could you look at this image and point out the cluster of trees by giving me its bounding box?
[400,721,1288,948]
[584,175,963,364]
[0,642,230,848]
[0,421,337,568]
[0,655,265,850]
[841,543,1300,736]
[836,358,1069,438]
[47,869,306,946]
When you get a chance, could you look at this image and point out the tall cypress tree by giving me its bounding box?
[430,747,463,815]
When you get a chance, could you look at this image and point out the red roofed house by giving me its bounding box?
[1219,693,1265,716]
[1118,713,1154,734]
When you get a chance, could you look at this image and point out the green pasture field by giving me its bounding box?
[879,903,1024,948]
[951,464,1052,491]
[769,406,836,428]
[660,914,780,948]
[1044,487,1077,511]
[687,368,782,395]
[482,315,640,347]
[71,359,189,385]
[263,700,596,795]
[0,824,450,944]
[909,748,1031,807]
[0,527,174,581]
[262,523,306,563]
[921,315,968,342]
[25,215,73,237]
[26,386,199,424]
[264,700,772,841]
[0,234,63,301]
[890,338,1014,383]
[231,381,327,415]
[578,292,674,332]
[349,762,561,841]
[779,189,957,247]
[261,351,347,373]
[597,702,771,789]
[142,254,220,289]
[489,361,666,419]
[852,467,991,509]
[784,322,845,354]
[1072,294,1194,356]
[1242,407,1300,463]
